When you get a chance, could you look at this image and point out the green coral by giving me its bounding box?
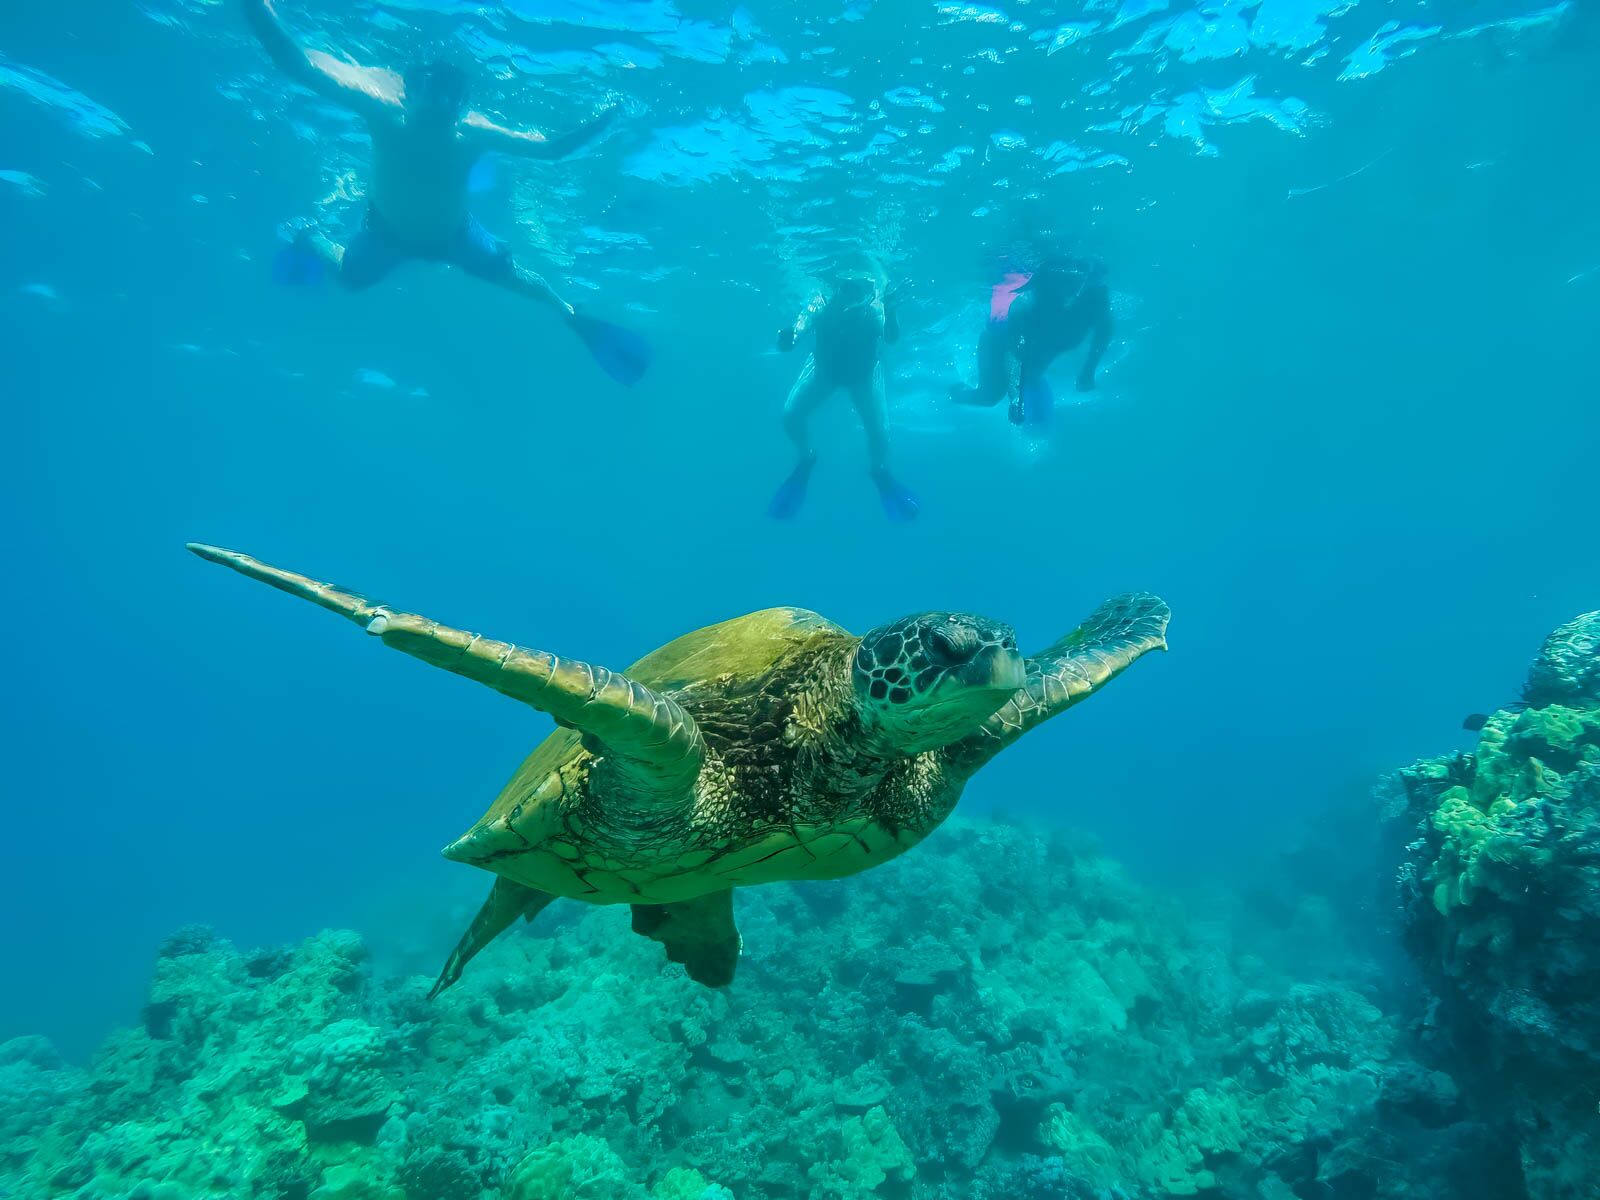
[808,1106,915,1197]
[307,1163,404,1200]
[1038,1106,1120,1188]
[1427,783,1549,933]
[1413,703,1598,941]
[1041,986,1389,1197]
[503,1135,728,1200]
[652,1166,735,1200]
[280,1018,399,1140]
[0,1037,85,1175]
[0,819,1463,1200]
[507,1134,645,1200]
[1386,619,1600,1200]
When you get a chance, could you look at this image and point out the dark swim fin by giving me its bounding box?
[568,313,652,386]
[272,239,329,287]
[872,469,921,522]
[768,456,816,520]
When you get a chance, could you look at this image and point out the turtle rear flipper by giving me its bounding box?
[429,877,554,999]
[971,592,1169,755]
[631,891,741,987]
[187,544,704,809]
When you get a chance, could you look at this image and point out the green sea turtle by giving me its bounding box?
[189,544,1169,993]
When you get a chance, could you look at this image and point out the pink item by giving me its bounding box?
[990,272,1030,321]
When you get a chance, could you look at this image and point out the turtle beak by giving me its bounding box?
[972,645,1026,694]
[927,623,1025,697]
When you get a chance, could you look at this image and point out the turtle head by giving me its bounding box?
[852,613,1026,753]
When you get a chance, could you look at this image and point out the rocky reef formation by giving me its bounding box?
[1382,611,1600,1200]
[1,810,1517,1200]
[15,605,1599,1200]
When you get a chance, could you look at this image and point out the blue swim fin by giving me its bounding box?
[272,237,329,287]
[768,457,816,520]
[872,469,921,522]
[568,313,652,387]
[1020,377,1055,427]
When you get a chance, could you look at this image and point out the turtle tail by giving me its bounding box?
[429,878,553,1000]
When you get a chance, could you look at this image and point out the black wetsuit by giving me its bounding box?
[956,276,1112,424]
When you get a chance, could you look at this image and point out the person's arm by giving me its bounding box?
[239,0,398,120]
[464,105,616,159]
[1077,286,1113,391]
[779,294,824,351]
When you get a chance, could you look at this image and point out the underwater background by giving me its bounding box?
[2,0,1598,1197]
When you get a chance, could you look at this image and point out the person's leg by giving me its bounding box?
[951,320,1011,406]
[782,356,832,463]
[273,218,401,290]
[273,223,337,286]
[453,217,651,386]
[770,357,831,519]
[855,365,919,521]
[297,230,343,269]
[452,218,573,315]
[508,264,577,314]
[335,226,404,292]
[850,365,891,474]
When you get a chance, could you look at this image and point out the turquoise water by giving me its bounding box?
[2,2,1598,1197]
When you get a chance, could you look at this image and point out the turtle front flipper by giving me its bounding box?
[631,891,742,987]
[971,592,1170,755]
[187,544,705,805]
[429,877,554,999]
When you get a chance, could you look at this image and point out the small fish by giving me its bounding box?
[1461,713,1490,732]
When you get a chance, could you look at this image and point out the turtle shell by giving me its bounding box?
[440,607,851,890]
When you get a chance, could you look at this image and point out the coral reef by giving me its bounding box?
[6,643,1586,1200]
[0,811,1526,1200]
[1384,610,1600,1200]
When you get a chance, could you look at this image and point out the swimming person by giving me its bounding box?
[241,0,650,386]
[950,255,1112,426]
[769,272,919,522]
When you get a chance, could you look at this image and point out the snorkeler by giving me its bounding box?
[769,272,919,522]
[950,255,1112,426]
[241,0,649,386]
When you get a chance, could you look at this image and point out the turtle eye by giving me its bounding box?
[928,625,979,666]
